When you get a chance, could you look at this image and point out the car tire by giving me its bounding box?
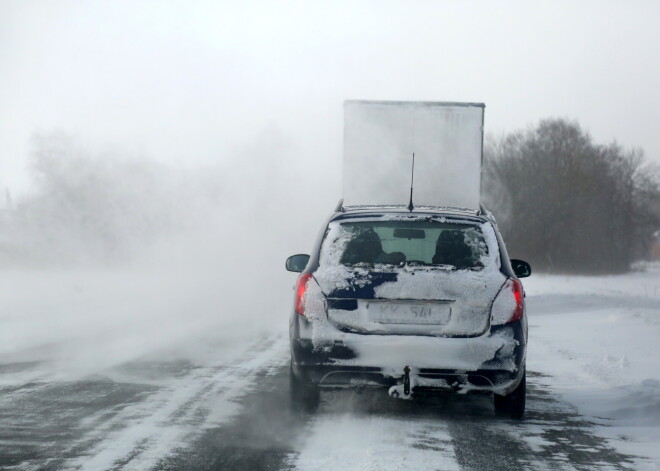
[494,368,526,419]
[289,362,320,413]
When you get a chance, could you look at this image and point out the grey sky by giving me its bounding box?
[1,0,659,197]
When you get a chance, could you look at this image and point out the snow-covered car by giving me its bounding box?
[286,203,531,418]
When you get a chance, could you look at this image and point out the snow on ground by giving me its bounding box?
[0,264,658,469]
[61,335,289,471]
[0,266,292,470]
[524,265,660,469]
[523,263,660,301]
[289,267,660,471]
[291,414,459,471]
[0,267,286,382]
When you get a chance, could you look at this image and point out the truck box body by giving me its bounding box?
[342,101,485,210]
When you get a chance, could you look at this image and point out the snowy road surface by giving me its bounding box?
[1,269,659,470]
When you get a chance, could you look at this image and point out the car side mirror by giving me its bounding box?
[286,254,310,273]
[510,259,531,278]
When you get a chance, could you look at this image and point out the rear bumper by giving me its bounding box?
[290,319,526,396]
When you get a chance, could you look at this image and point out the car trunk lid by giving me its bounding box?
[314,217,505,337]
[321,266,503,337]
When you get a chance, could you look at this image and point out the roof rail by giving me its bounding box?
[478,204,487,215]
[478,204,497,222]
[334,199,345,212]
[342,204,479,214]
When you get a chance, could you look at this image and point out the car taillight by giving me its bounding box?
[294,273,314,316]
[491,278,525,325]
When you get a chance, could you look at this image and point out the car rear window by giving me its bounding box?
[328,220,489,270]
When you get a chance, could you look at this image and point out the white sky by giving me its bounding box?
[1,0,659,196]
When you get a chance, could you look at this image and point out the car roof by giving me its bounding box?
[330,204,491,224]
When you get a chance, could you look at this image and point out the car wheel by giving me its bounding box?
[494,368,526,419]
[289,362,320,413]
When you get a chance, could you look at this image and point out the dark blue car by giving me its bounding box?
[286,204,531,418]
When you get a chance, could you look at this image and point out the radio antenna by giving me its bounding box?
[407,153,415,212]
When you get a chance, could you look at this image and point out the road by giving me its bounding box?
[0,295,652,471]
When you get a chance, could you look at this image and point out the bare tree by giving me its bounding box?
[484,119,660,274]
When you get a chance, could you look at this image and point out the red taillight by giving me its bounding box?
[491,278,525,325]
[509,278,524,323]
[294,273,313,316]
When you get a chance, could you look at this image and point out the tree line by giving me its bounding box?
[483,118,660,274]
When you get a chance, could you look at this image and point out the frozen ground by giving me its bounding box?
[0,266,658,470]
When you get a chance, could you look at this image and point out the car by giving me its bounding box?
[285,202,531,418]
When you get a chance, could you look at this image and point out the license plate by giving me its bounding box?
[366,301,451,325]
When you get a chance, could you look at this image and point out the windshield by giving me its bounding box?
[326,219,489,270]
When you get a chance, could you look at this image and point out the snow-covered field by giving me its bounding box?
[524,266,660,468]
[0,265,658,470]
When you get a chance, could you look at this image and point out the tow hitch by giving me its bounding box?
[388,366,413,400]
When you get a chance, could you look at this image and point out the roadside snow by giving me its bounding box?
[524,266,660,469]
[523,267,660,301]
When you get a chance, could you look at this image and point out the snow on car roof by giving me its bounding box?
[333,204,488,223]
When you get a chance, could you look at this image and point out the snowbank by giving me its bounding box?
[525,267,660,469]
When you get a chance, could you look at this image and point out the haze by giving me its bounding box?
[1,0,659,372]
[1,3,660,467]
[1,0,660,198]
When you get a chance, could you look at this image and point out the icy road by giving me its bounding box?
[1,269,659,470]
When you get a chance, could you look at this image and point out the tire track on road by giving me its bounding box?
[38,333,289,471]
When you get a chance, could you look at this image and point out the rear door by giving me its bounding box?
[313,216,506,337]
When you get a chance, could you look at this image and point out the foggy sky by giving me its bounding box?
[1,0,660,198]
